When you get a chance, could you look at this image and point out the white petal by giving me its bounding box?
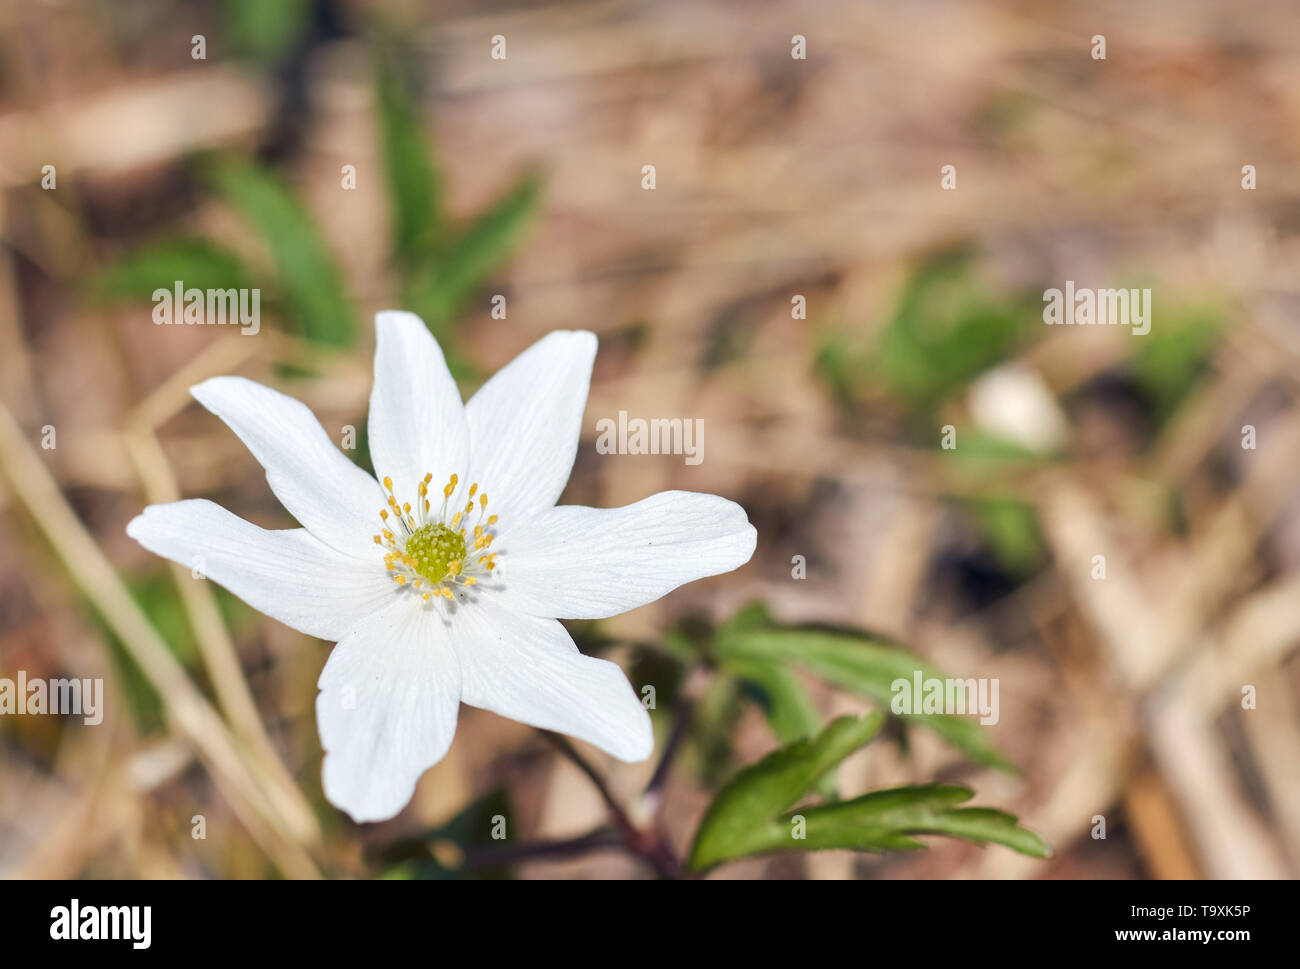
[316,601,461,822]
[450,596,652,762]
[367,311,469,508]
[126,500,394,641]
[494,491,757,619]
[465,330,596,530]
[191,376,383,555]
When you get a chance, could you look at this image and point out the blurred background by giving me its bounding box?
[2,0,1299,879]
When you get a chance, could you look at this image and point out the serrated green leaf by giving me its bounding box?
[730,784,1051,861]
[404,171,541,328]
[689,715,882,871]
[206,158,356,347]
[88,239,255,305]
[716,609,1014,772]
[375,52,442,265]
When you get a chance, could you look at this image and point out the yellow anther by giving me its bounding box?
[424,472,433,484]
[469,483,478,498]
[443,482,455,498]
[424,499,430,513]
[395,575,406,584]
[403,502,411,513]
[373,535,381,545]
[464,501,474,514]
[422,592,431,602]
[380,509,389,520]
[480,494,488,509]
[451,512,462,527]
[487,515,498,525]
[464,577,477,586]
[441,588,454,600]
[383,476,393,491]
[474,525,483,538]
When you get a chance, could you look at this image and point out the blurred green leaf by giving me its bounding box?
[941,432,1049,576]
[876,250,1027,409]
[93,572,203,734]
[968,497,1045,576]
[89,239,254,304]
[715,605,1014,772]
[371,788,514,880]
[724,653,822,744]
[687,670,744,787]
[689,715,882,871]
[1128,307,1220,426]
[223,0,310,62]
[375,53,442,266]
[404,171,542,330]
[817,250,1030,416]
[206,158,356,347]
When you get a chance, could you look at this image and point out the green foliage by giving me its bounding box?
[689,716,1047,871]
[372,788,514,880]
[91,572,202,734]
[222,0,311,62]
[402,171,542,332]
[715,604,1014,771]
[375,54,443,265]
[1127,305,1221,426]
[89,239,254,304]
[968,497,1046,576]
[725,653,822,745]
[371,48,542,371]
[877,251,1026,407]
[940,432,1049,575]
[690,715,882,870]
[206,158,357,347]
[89,45,541,364]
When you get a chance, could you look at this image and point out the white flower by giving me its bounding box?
[127,312,757,822]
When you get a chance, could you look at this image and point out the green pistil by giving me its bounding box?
[404,522,466,584]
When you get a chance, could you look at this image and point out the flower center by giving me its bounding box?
[404,522,467,586]
[373,472,500,603]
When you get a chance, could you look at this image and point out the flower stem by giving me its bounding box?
[538,730,684,879]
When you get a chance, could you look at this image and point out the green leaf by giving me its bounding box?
[404,171,541,329]
[222,0,310,62]
[1128,306,1220,426]
[716,607,1014,772]
[375,52,442,266]
[689,717,1048,871]
[731,784,1051,862]
[88,239,254,304]
[206,158,356,347]
[723,653,822,744]
[689,715,882,871]
[875,249,1027,410]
